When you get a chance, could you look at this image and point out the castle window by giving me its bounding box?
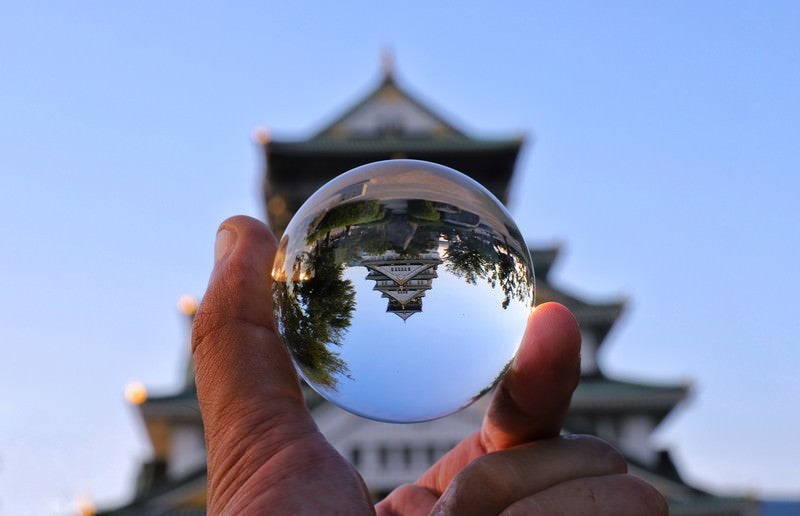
[378,445,389,468]
[403,445,413,468]
[349,446,362,467]
[427,445,437,464]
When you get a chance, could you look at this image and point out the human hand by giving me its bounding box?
[375,280,666,514]
[192,215,667,515]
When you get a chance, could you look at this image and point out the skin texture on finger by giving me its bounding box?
[374,484,438,516]
[192,216,373,514]
[430,435,627,516]
[376,435,624,516]
[411,302,582,496]
[193,216,304,434]
[500,474,669,516]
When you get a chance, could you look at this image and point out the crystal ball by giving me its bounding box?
[271,159,535,423]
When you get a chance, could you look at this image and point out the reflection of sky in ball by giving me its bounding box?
[307,263,530,423]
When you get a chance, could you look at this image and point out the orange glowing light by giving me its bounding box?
[124,381,148,405]
[252,126,271,145]
[177,294,198,316]
[76,495,96,516]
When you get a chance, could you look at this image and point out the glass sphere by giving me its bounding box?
[271,159,534,423]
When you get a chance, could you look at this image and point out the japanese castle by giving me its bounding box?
[359,250,442,321]
[99,61,757,515]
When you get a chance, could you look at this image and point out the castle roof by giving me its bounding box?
[262,70,524,236]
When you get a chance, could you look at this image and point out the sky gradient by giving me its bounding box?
[1,2,798,513]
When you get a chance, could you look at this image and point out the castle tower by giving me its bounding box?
[359,250,442,320]
[101,63,756,515]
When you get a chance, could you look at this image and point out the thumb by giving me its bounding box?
[191,216,316,482]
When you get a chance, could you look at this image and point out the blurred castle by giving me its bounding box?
[100,62,757,515]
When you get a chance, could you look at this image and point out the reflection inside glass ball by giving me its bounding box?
[271,159,534,423]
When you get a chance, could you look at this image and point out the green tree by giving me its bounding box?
[273,242,357,390]
[306,200,386,244]
[444,230,533,310]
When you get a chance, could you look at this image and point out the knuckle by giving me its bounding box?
[623,475,669,515]
[567,434,628,474]
[446,454,513,504]
[595,442,628,475]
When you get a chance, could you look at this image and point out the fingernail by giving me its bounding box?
[214,228,237,263]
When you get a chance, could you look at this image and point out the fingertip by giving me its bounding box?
[482,302,582,449]
[524,302,581,365]
[530,302,581,341]
[207,215,279,307]
[216,215,278,257]
[195,215,280,355]
[506,303,580,392]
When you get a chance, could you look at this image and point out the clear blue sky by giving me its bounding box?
[1,2,798,513]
